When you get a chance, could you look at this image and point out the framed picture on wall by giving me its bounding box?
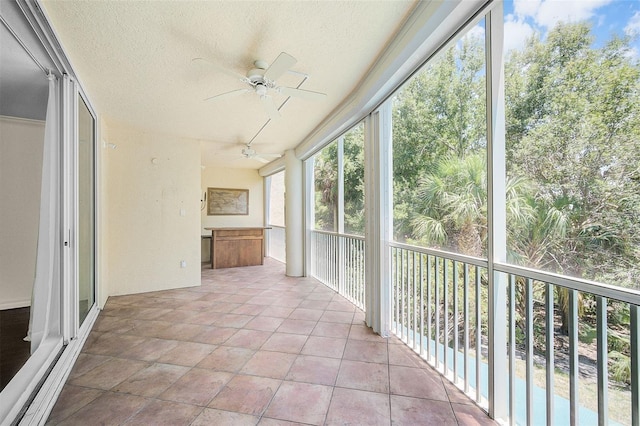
[207,187,249,215]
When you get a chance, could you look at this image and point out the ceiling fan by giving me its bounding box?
[193,52,327,120]
[238,142,282,164]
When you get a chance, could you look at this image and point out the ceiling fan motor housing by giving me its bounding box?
[242,147,257,157]
[247,68,265,83]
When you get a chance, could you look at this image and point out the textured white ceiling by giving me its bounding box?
[41,0,416,168]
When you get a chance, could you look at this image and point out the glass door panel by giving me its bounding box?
[78,96,95,325]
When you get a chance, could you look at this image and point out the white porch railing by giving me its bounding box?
[267,225,286,263]
[308,231,639,424]
[310,230,365,310]
[391,242,640,426]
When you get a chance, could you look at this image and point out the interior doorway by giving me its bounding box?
[0,19,49,390]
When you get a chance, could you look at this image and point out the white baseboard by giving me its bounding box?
[0,299,31,310]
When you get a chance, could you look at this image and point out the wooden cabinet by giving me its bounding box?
[205,227,265,269]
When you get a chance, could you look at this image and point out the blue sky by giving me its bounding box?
[503,0,640,55]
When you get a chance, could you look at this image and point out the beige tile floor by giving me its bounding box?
[47,259,497,425]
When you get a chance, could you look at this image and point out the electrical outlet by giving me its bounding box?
[180,260,186,268]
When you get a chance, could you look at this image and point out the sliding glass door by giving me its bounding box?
[77,95,95,325]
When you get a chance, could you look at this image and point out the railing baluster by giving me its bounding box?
[509,274,515,426]
[348,238,352,301]
[344,238,348,299]
[475,265,481,404]
[596,296,608,426]
[335,235,339,289]
[324,234,328,285]
[454,261,459,384]
[352,239,356,305]
[435,257,441,369]
[320,233,324,280]
[359,239,363,307]
[631,305,639,426]
[444,258,449,374]
[323,234,327,285]
[352,239,355,302]
[526,278,533,426]
[401,248,406,341]
[420,253,425,357]
[351,240,361,307]
[329,234,332,286]
[411,251,418,350]
[395,248,399,334]
[320,233,324,282]
[427,255,432,362]
[336,235,339,288]
[569,289,579,426]
[325,234,329,285]
[313,233,316,278]
[546,283,554,426]
[360,239,364,308]
[313,233,317,279]
[318,233,322,282]
[355,239,359,306]
[331,234,335,288]
[356,240,359,306]
[353,240,357,305]
[323,234,327,283]
[464,263,470,394]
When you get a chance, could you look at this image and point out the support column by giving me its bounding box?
[364,103,392,336]
[486,4,508,422]
[263,176,271,258]
[285,149,304,277]
[337,136,345,294]
[304,158,314,277]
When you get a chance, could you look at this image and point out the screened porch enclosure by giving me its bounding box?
[300,2,640,425]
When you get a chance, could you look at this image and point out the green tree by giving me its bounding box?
[411,153,534,258]
[392,30,486,241]
[314,145,338,231]
[505,22,640,288]
[313,124,365,234]
[343,124,365,235]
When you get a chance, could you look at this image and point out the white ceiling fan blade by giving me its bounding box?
[204,88,251,102]
[263,52,297,82]
[260,95,280,120]
[192,57,248,82]
[278,86,327,101]
[254,157,271,164]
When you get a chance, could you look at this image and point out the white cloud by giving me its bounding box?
[504,14,535,52]
[463,24,485,42]
[513,0,612,29]
[514,0,542,19]
[625,11,640,37]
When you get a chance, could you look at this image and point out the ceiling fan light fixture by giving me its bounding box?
[255,84,268,96]
[242,146,256,157]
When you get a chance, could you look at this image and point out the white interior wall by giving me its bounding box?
[101,120,201,298]
[0,116,44,309]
